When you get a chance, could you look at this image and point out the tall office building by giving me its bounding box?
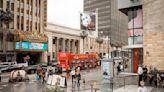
[84,0,128,46]
[0,0,48,64]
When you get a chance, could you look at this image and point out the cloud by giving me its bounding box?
[48,0,83,29]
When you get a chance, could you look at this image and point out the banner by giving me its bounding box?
[47,75,53,85]
[80,12,96,31]
[101,60,111,79]
[47,75,67,87]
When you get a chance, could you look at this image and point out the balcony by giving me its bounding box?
[118,0,143,14]
[118,0,143,9]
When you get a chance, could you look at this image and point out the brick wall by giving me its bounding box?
[143,0,164,70]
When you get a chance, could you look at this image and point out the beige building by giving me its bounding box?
[45,23,109,63]
[84,37,108,55]
[0,0,47,64]
[45,23,81,62]
[118,0,164,71]
[143,0,164,70]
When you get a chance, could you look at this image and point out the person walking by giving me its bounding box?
[76,72,81,87]
[137,81,148,92]
[70,69,75,84]
[41,69,46,83]
[138,65,143,86]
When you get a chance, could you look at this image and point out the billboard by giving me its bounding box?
[80,12,96,31]
[101,60,110,79]
[15,42,48,51]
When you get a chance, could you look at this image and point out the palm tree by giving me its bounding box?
[0,9,14,54]
[96,37,103,57]
[80,30,88,53]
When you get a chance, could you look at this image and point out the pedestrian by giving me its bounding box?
[117,62,121,75]
[154,73,161,87]
[138,65,143,86]
[143,65,148,82]
[153,67,159,87]
[48,67,53,77]
[137,81,148,92]
[120,63,123,71]
[36,64,42,80]
[70,69,75,84]
[148,66,154,85]
[76,72,81,87]
[42,69,46,83]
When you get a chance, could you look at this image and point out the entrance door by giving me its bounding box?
[133,48,143,73]
[133,48,139,73]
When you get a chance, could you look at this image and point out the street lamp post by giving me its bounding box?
[96,37,103,58]
[0,9,14,61]
[80,30,88,54]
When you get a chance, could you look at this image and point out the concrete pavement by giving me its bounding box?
[0,67,163,92]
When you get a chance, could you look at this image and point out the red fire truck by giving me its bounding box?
[57,52,99,71]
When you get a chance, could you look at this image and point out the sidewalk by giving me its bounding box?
[114,85,153,92]
[151,88,164,92]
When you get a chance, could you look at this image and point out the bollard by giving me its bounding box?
[0,71,1,82]
[91,84,93,92]
[0,75,1,82]
[124,77,125,89]
[110,78,114,92]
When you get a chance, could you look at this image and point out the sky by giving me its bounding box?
[48,0,83,29]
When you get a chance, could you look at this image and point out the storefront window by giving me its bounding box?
[128,7,143,45]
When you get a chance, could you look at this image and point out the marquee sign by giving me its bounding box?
[14,31,48,43]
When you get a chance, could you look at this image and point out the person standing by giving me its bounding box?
[76,72,81,87]
[148,66,154,85]
[138,65,143,86]
[117,63,121,75]
[137,81,148,92]
[143,65,148,82]
[36,64,42,80]
[153,67,159,87]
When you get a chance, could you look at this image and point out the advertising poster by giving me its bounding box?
[51,75,61,86]
[60,77,66,87]
[101,61,110,79]
[15,42,48,50]
[80,12,96,31]
[50,75,66,87]
[47,75,53,85]
[15,42,20,49]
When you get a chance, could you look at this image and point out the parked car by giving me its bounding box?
[0,63,9,73]
[25,64,47,74]
[7,62,28,72]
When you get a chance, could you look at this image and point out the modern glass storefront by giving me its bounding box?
[127,6,144,73]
